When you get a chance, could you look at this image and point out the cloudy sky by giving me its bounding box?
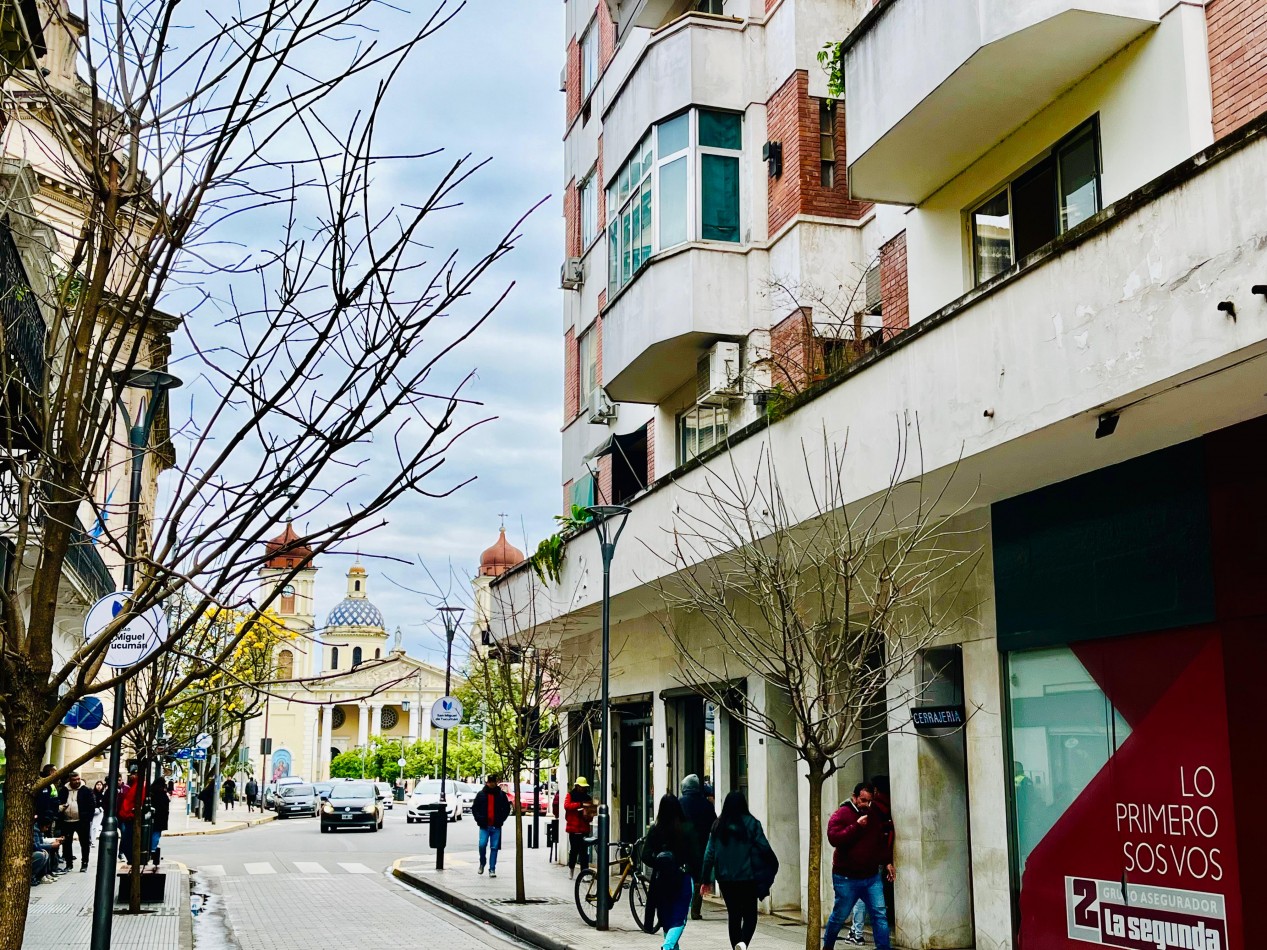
[160,1,566,666]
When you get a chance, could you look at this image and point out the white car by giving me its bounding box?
[406,779,462,823]
[458,782,478,815]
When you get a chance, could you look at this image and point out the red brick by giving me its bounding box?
[645,417,656,482]
[564,327,579,421]
[597,455,612,504]
[564,177,580,258]
[566,36,581,127]
[768,307,815,392]
[1208,0,1267,136]
[563,478,574,515]
[879,230,908,333]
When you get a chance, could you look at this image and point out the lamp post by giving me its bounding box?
[91,368,182,950]
[436,605,463,870]
[585,504,630,931]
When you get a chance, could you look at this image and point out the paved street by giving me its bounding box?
[166,807,526,950]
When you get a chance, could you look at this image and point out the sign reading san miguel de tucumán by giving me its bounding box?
[1067,877,1228,950]
[909,704,965,730]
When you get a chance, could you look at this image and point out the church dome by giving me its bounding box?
[326,598,384,629]
[263,522,314,570]
[480,527,525,577]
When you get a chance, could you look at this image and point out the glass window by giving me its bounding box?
[352,646,363,667]
[658,113,689,156]
[695,0,724,12]
[699,110,741,150]
[701,154,740,243]
[660,156,688,248]
[972,190,1012,284]
[581,22,599,101]
[1008,647,1130,872]
[820,101,836,189]
[580,172,598,248]
[677,405,729,466]
[579,326,598,408]
[1058,126,1100,232]
[330,646,339,670]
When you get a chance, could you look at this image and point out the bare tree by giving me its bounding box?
[650,427,980,950]
[0,1,533,941]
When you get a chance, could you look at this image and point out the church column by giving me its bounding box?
[370,702,383,740]
[357,701,370,748]
[319,706,333,781]
[408,703,420,741]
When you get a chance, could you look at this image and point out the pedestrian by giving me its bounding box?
[34,763,59,834]
[245,776,259,812]
[563,776,595,878]
[32,821,65,883]
[148,774,170,868]
[117,765,141,863]
[57,771,95,872]
[198,780,215,822]
[701,791,779,950]
[222,776,237,810]
[679,773,717,920]
[91,780,106,838]
[822,782,895,950]
[847,775,895,945]
[643,794,695,950]
[472,774,511,878]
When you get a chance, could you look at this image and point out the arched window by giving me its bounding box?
[331,646,339,670]
[277,649,294,680]
[354,580,361,591]
[352,646,363,667]
[374,648,381,659]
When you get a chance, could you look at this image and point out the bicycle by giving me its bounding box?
[574,838,649,930]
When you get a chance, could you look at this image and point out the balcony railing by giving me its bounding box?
[66,518,116,601]
[0,217,47,392]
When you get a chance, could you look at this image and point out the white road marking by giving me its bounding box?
[244,862,276,875]
[293,862,327,874]
[338,862,375,874]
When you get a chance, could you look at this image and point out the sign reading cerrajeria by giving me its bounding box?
[910,704,965,729]
[1067,877,1227,950]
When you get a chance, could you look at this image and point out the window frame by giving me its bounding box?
[676,404,730,467]
[819,100,837,189]
[580,19,599,103]
[579,169,599,250]
[578,324,599,410]
[969,116,1102,286]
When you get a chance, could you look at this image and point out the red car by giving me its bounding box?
[499,782,550,815]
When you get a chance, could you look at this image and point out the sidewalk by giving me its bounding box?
[22,862,191,950]
[394,843,809,950]
[164,806,274,836]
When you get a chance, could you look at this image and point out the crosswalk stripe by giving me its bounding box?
[293,862,327,874]
[200,865,225,877]
[338,862,374,874]
[244,862,276,875]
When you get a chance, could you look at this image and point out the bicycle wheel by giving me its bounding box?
[628,870,649,931]
[574,868,600,927]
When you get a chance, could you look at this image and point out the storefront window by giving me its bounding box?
[1008,647,1131,870]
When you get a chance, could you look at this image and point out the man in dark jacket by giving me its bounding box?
[58,771,96,871]
[678,774,716,920]
[34,763,60,834]
[472,775,511,878]
[823,782,895,950]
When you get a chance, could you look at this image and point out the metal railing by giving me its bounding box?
[0,217,47,392]
[66,518,116,600]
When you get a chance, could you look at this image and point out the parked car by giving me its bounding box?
[406,779,462,823]
[313,781,335,802]
[458,782,478,815]
[275,783,320,819]
[263,775,305,811]
[500,782,549,816]
[373,781,395,810]
[320,781,383,833]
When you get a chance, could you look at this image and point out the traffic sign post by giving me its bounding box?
[430,696,463,730]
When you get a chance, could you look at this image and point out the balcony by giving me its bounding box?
[603,0,684,40]
[842,0,1159,204]
[66,518,116,601]
[0,217,47,393]
[602,245,750,404]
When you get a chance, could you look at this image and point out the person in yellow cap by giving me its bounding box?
[564,776,596,878]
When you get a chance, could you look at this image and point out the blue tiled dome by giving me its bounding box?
[326,597,384,629]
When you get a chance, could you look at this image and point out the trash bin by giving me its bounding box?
[428,803,448,850]
[393,786,405,802]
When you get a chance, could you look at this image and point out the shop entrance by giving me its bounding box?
[664,692,706,795]
[616,703,653,842]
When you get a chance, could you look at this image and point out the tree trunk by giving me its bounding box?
[512,767,526,902]
[0,724,42,950]
[805,764,826,950]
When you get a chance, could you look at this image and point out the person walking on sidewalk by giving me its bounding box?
[148,773,170,868]
[847,775,895,945]
[564,776,595,878]
[679,773,717,920]
[472,774,511,878]
[222,776,237,810]
[822,783,895,950]
[57,771,95,872]
[245,776,259,812]
[701,790,779,950]
[644,794,695,950]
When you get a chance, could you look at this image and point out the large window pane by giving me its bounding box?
[659,113,689,156]
[1012,158,1057,261]
[701,154,740,242]
[630,194,642,271]
[1059,129,1100,232]
[699,110,742,150]
[973,189,1012,283]
[608,219,619,295]
[621,207,632,284]
[1008,647,1130,872]
[639,180,653,264]
[659,156,688,248]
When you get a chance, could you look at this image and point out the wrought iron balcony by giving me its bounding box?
[66,518,116,601]
[0,216,47,393]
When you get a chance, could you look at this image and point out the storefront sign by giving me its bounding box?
[1066,877,1227,950]
[910,704,965,730]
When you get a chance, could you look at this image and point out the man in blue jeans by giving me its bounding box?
[472,775,512,878]
[823,783,896,949]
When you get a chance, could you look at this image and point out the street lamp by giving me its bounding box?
[585,504,630,931]
[91,368,182,950]
[436,604,463,871]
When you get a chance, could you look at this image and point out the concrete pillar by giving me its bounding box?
[357,703,370,747]
[369,703,383,739]
[651,692,668,805]
[408,703,420,741]
[321,706,335,780]
[421,696,433,742]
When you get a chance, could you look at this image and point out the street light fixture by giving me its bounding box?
[436,604,464,871]
[585,503,630,931]
[91,368,182,950]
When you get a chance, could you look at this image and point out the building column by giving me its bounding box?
[408,703,420,741]
[357,702,370,748]
[421,697,433,742]
[315,705,328,781]
[369,702,383,740]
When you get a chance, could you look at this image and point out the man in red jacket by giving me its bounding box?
[822,783,895,950]
[563,776,595,878]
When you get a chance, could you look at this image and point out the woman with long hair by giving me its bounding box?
[644,794,696,950]
[701,791,779,950]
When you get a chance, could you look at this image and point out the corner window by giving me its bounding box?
[677,405,729,466]
[695,0,724,12]
[579,171,598,249]
[608,108,744,298]
[580,21,599,101]
[971,118,1101,285]
[820,101,837,189]
[579,325,599,410]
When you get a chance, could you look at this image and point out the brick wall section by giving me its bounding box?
[768,307,814,392]
[566,36,581,127]
[645,417,655,482]
[879,230,909,333]
[597,137,605,223]
[595,315,604,386]
[1208,0,1267,137]
[598,455,612,504]
[564,177,580,258]
[599,1,616,71]
[563,479,573,515]
[767,72,871,237]
[564,327,579,421]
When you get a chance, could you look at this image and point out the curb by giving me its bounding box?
[165,813,276,837]
[174,861,194,950]
[392,859,579,950]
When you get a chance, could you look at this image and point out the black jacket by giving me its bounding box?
[472,786,511,828]
[702,814,778,884]
[149,781,171,833]
[678,778,715,876]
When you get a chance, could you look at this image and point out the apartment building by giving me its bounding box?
[495,1,1266,946]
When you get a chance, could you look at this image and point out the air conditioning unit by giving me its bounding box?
[697,342,741,406]
[587,387,617,424]
[561,257,584,291]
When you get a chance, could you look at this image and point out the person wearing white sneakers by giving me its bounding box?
[700,791,779,950]
[472,775,511,878]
